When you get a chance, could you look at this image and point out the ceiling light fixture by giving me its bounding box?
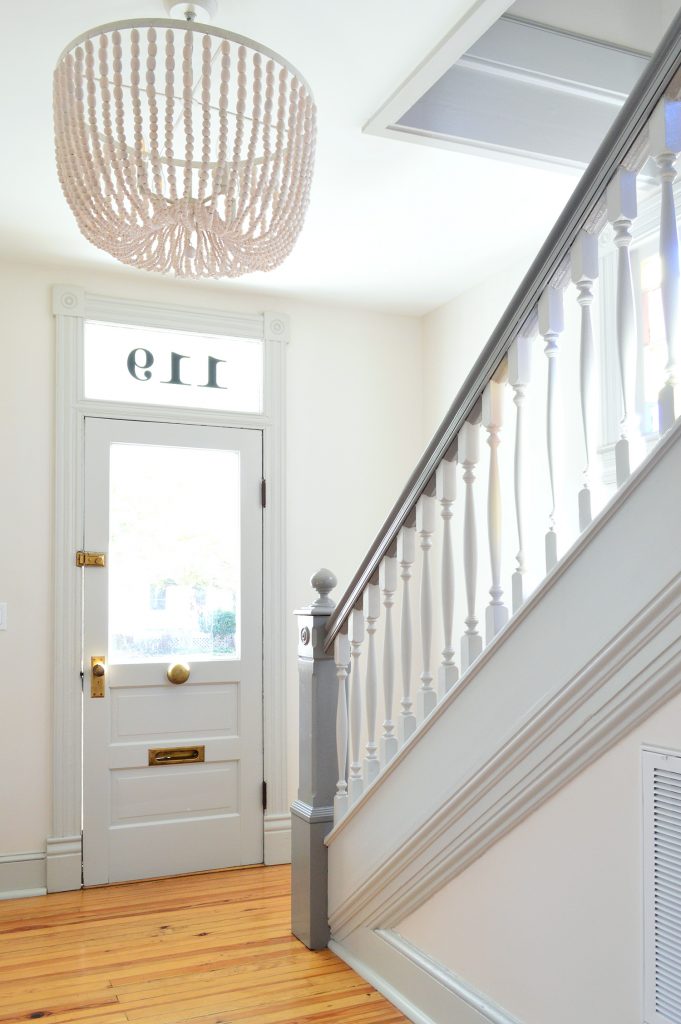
[53,2,316,278]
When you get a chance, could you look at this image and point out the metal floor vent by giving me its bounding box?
[644,748,681,1024]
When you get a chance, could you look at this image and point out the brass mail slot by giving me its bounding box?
[148,745,205,766]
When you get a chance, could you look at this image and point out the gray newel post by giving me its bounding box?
[291,567,338,950]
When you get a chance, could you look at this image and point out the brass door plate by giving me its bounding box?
[91,656,106,698]
[76,551,106,567]
[148,745,205,766]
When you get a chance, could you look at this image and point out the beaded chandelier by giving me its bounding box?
[53,10,316,278]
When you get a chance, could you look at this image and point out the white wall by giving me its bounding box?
[421,258,533,441]
[397,688,681,1024]
[0,257,423,857]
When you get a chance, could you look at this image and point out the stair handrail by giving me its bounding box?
[324,8,681,652]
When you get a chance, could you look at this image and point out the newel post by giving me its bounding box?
[291,568,338,950]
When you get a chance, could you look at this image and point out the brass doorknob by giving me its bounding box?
[167,662,190,684]
[92,663,105,677]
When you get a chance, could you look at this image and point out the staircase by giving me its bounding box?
[292,11,681,1024]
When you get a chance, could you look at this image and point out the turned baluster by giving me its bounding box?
[650,99,681,433]
[571,230,599,530]
[333,630,350,823]
[363,582,380,786]
[508,329,533,611]
[607,168,639,485]
[482,378,508,641]
[416,492,437,720]
[436,455,459,695]
[459,420,483,671]
[538,284,565,572]
[347,607,364,804]
[397,524,417,744]
[380,555,399,766]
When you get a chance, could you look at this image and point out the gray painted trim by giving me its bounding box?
[0,852,47,900]
[290,801,334,824]
[325,6,681,649]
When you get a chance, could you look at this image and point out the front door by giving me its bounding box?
[82,417,263,885]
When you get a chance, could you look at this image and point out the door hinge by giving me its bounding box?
[262,780,267,811]
[76,550,106,567]
[261,479,267,509]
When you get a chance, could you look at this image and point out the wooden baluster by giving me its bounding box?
[508,330,533,611]
[416,492,437,719]
[397,524,417,744]
[460,420,483,671]
[333,630,350,824]
[650,99,681,433]
[347,607,364,804]
[363,582,380,786]
[436,455,459,695]
[570,230,599,530]
[482,378,508,641]
[607,168,639,485]
[380,555,399,766]
[538,284,565,572]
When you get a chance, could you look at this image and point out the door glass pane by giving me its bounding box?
[84,320,263,413]
[108,443,240,663]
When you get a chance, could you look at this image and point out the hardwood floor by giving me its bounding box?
[0,865,407,1024]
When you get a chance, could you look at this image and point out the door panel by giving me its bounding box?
[82,417,263,886]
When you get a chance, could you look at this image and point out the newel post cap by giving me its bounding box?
[310,568,337,611]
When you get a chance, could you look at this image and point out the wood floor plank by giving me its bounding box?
[0,865,407,1024]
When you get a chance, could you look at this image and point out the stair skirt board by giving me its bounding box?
[327,420,681,941]
[330,928,522,1024]
[0,852,47,900]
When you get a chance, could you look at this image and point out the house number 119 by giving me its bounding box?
[127,348,228,389]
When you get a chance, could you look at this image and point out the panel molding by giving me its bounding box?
[51,287,289,893]
[330,928,521,1024]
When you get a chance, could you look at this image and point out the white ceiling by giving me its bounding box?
[0,0,675,315]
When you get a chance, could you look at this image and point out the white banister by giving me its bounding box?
[607,168,639,485]
[380,555,398,766]
[482,378,508,641]
[459,420,483,671]
[538,284,565,572]
[416,493,437,719]
[436,456,459,695]
[397,524,417,744]
[363,582,381,786]
[348,607,364,804]
[333,630,350,823]
[571,230,599,531]
[650,99,681,433]
[508,330,533,612]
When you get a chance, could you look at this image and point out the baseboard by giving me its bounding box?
[330,928,521,1024]
[0,851,47,900]
[46,835,82,893]
[264,813,291,865]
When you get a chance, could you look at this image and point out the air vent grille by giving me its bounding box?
[644,750,681,1024]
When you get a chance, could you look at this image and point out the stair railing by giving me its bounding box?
[321,9,681,830]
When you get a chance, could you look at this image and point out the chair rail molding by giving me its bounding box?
[50,287,289,892]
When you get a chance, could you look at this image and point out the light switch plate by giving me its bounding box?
[0,603,6,630]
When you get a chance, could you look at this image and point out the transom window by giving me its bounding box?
[84,320,263,414]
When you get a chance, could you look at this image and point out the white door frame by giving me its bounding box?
[49,284,289,892]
